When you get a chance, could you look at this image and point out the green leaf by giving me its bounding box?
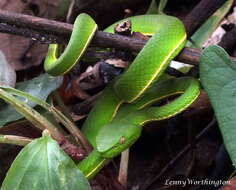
[187,0,233,48]
[200,45,236,167]
[2,133,91,190]
[0,74,62,126]
[146,0,168,15]
[57,0,72,18]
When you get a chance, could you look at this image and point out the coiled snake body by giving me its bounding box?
[44,13,200,178]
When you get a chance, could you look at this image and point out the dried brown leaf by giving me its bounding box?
[0,0,60,71]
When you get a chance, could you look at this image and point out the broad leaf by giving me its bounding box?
[200,45,236,167]
[0,74,62,126]
[2,133,91,190]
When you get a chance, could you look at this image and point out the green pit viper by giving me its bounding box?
[44,13,200,178]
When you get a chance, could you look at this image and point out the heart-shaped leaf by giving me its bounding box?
[2,132,91,190]
[200,45,236,167]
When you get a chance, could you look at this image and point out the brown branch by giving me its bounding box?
[183,0,227,36]
[0,9,71,38]
[0,22,61,43]
[0,0,234,67]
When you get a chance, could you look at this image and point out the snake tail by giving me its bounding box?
[44,13,97,76]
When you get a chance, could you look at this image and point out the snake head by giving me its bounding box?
[96,120,142,158]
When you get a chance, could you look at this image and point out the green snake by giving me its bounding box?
[44,13,200,178]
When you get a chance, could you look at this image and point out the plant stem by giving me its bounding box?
[0,88,64,142]
[0,88,86,160]
[118,149,129,188]
[0,134,32,146]
[0,86,92,153]
[52,91,74,122]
